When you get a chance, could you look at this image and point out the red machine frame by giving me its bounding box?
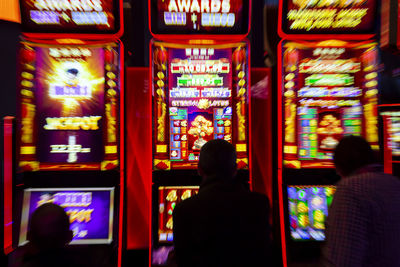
[277,39,379,267]
[5,2,125,265]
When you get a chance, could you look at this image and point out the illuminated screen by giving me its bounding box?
[158,186,199,243]
[19,188,114,245]
[152,42,249,170]
[150,0,249,35]
[281,0,377,35]
[380,111,400,157]
[282,40,379,168]
[19,0,119,34]
[287,185,336,241]
[18,41,120,171]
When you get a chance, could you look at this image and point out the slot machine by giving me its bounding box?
[379,0,400,177]
[5,0,125,266]
[277,0,379,265]
[148,0,251,265]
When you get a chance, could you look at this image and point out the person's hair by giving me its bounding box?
[198,139,237,178]
[333,135,376,177]
[28,203,71,250]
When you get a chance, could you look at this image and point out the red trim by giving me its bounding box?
[247,40,253,189]
[117,40,124,267]
[3,116,14,255]
[382,116,393,174]
[378,104,400,107]
[148,0,251,40]
[277,0,376,40]
[149,40,153,267]
[277,40,288,267]
[21,0,124,40]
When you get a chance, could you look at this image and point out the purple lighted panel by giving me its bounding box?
[19,188,114,245]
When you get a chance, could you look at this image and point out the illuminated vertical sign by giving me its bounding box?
[18,42,120,171]
[282,40,379,168]
[152,42,249,170]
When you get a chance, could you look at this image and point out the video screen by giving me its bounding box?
[287,185,336,241]
[19,0,119,34]
[152,42,249,170]
[150,0,249,35]
[18,41,120,171]
[158,186,199,243]
[19,188,114,245]
[280,0,377,35]
[282,40,379,168]
[380,110,400,158]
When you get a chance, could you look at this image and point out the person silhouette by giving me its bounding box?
[173,139,271,267]
[323,135,400,266]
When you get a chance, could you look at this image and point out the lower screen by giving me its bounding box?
[158,186,199,243]
[19,187,114,245]
[287,185,336,241]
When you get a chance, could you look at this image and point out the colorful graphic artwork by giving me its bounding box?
[282,40,379,168]
[19,188,114,245]
[152,42,249,170]
[18,42,120,171]
[287,185,336,241]
[158,186,199,243]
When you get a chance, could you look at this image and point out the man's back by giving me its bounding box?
[323,171,400,267]
[173,178,270,267]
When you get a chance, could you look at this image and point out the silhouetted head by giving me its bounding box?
[28,203,72,251]
[334,135,376,177]
[198,139,237,180]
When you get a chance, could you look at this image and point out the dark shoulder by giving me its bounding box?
[337,172,400,198]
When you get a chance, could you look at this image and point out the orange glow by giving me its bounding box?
[0,0,20,23]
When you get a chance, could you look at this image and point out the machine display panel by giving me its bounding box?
[19,0,120,34]
[287,185,336,241]
[150,0,249,35]
[380,110,400,159]
[19,187,114,245]
[152,42,249,170]
[18,41,120,171]
[280,0,378,36]
[158,186,199,243]
[282,40,379,168]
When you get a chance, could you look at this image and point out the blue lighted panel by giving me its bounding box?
[298,107,318,159]
[343,106,362,135]
[287,186,334,241]
[169,108,188,161]
[213,107,232,140]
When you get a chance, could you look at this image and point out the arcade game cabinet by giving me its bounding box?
[378,0,400,177]
[6,0,125,266]
[149,0,251,265]
[277,0,379,265]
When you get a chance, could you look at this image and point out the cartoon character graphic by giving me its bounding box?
[317,114,343,149]
[188,115,213,150]
[50,67,89,98]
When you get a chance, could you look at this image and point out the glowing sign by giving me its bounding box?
[281,0,377,35]
[151,0,249,34]
[20,0,118,33]
[19,188,114,245]
[17,41,120,171]
[282,40,379,169]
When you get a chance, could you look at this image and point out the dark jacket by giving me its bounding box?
[173,177,271,267]
[322,168,400,266]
